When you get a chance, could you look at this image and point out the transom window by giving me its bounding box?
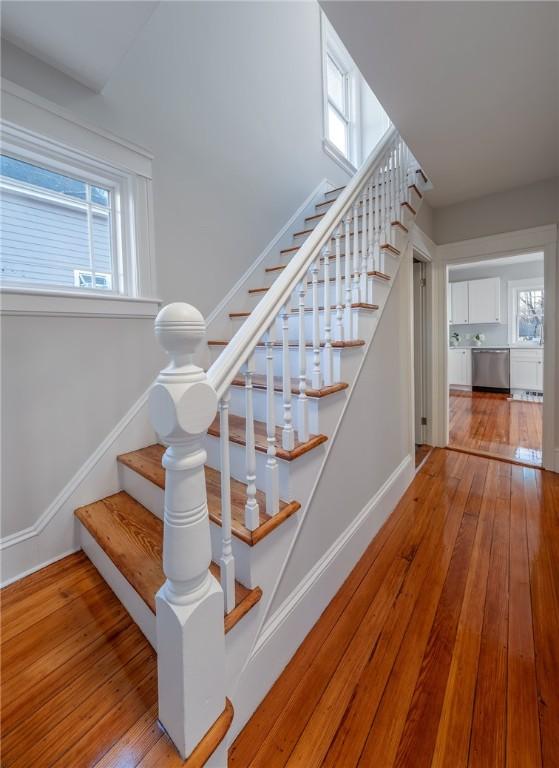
[1,153,118,293]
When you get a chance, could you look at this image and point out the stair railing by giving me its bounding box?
[149,125,419,758]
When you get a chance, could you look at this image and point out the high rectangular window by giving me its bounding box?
[0,154,118,293]
[516,287,544,343]
[326,54,350,157]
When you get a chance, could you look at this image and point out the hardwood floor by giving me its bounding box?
[0,551,186,767]
[231,449,559,767]
[2,450,557,767]
[449,390,543,466]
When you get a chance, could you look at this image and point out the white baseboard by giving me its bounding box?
[1,392,156,587]
[227,452,414,741]
[554,448,559,474]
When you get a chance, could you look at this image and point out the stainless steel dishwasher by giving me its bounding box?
[472,348,510,392]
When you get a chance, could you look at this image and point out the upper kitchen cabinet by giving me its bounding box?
[449,277,501,325]
[468,277,501,324]
[449,281,469,325]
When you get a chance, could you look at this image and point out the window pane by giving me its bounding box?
[327,55,345,113]
[328,105,348,157]
[518,289,544,341]
[1,155,86,201]
[1,188,91,287]
[0,180,115,291]
[91,186,110,207]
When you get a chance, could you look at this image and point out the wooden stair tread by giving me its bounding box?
[208,338,365,349]
[75,492,262,631]
[230,302,378,318]
[208,413,328,461]
[408,183,423,198]
[117,446,300,546]
[230,373,349,399]
[416,168,428,184]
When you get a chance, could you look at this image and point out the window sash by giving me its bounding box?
[512,285,544,343]
[0,152,121,295]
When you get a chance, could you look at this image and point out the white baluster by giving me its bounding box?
[398,140,404,214]
[352,203,360,303]
[149,302,224,760]
[367,180,374,272]
[380,157,387,273]
[343,214,352,338]
[334,225,344,342]
[243,353,259,530]
[311,259,322,389]
[218,391,235,614]
[281,303,295,451]
[360,189,368,300]
[322,244,333,386]
[265,328,280,516]
[297,278,309,441]
[373,167,381,273]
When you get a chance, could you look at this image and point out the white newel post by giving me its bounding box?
[149,302,225,760]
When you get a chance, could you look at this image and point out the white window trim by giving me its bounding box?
[507,277,544,345]
[0,80,159,318]
[321,13,360,174]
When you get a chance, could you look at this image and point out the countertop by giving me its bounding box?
[449,345,544,350]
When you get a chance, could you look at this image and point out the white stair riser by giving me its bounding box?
[230,306,378,344]
[228,384,321,434]
[209,344,362,382]
[204,430,326,503]
[246,276,391,311]
[292,224,400,249]
[408,186,422,210]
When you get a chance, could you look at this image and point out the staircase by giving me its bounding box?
[73,127,427,764]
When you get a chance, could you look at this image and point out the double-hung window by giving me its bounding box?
[326,52,351,160]
[508,276,545,345]
[1,154,119,293]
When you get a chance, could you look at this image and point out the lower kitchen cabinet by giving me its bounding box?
[510,348,543,391]
[448,348,472,387]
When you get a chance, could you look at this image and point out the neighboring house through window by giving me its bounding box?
[1,154,118,293]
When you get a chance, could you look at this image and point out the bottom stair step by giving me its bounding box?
[75,492,262,633]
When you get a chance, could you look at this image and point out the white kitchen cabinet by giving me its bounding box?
[448,348,472,387]
[449,281,469,325]
[449,277,501,325]
[510,348,543,391]
[468,277,501,324]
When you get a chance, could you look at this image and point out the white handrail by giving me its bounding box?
[207,125,398,401]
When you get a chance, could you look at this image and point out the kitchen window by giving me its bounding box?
[509,278,544,345]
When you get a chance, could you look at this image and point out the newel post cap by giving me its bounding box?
[154,302,206,358]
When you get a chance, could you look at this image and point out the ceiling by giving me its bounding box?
[449,253,544,272]
[321,1,559,207]
[0,1,158,92]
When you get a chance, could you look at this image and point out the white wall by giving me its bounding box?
[1,1,352,549]
[449,258,544,347]
[433,177,559,246]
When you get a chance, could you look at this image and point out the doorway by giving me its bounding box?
[413,255,431,467]
[446,252,544,467]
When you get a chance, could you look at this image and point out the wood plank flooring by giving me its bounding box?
[231,449,559,767]
[2,449,557,767]
[449,390,542,466]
